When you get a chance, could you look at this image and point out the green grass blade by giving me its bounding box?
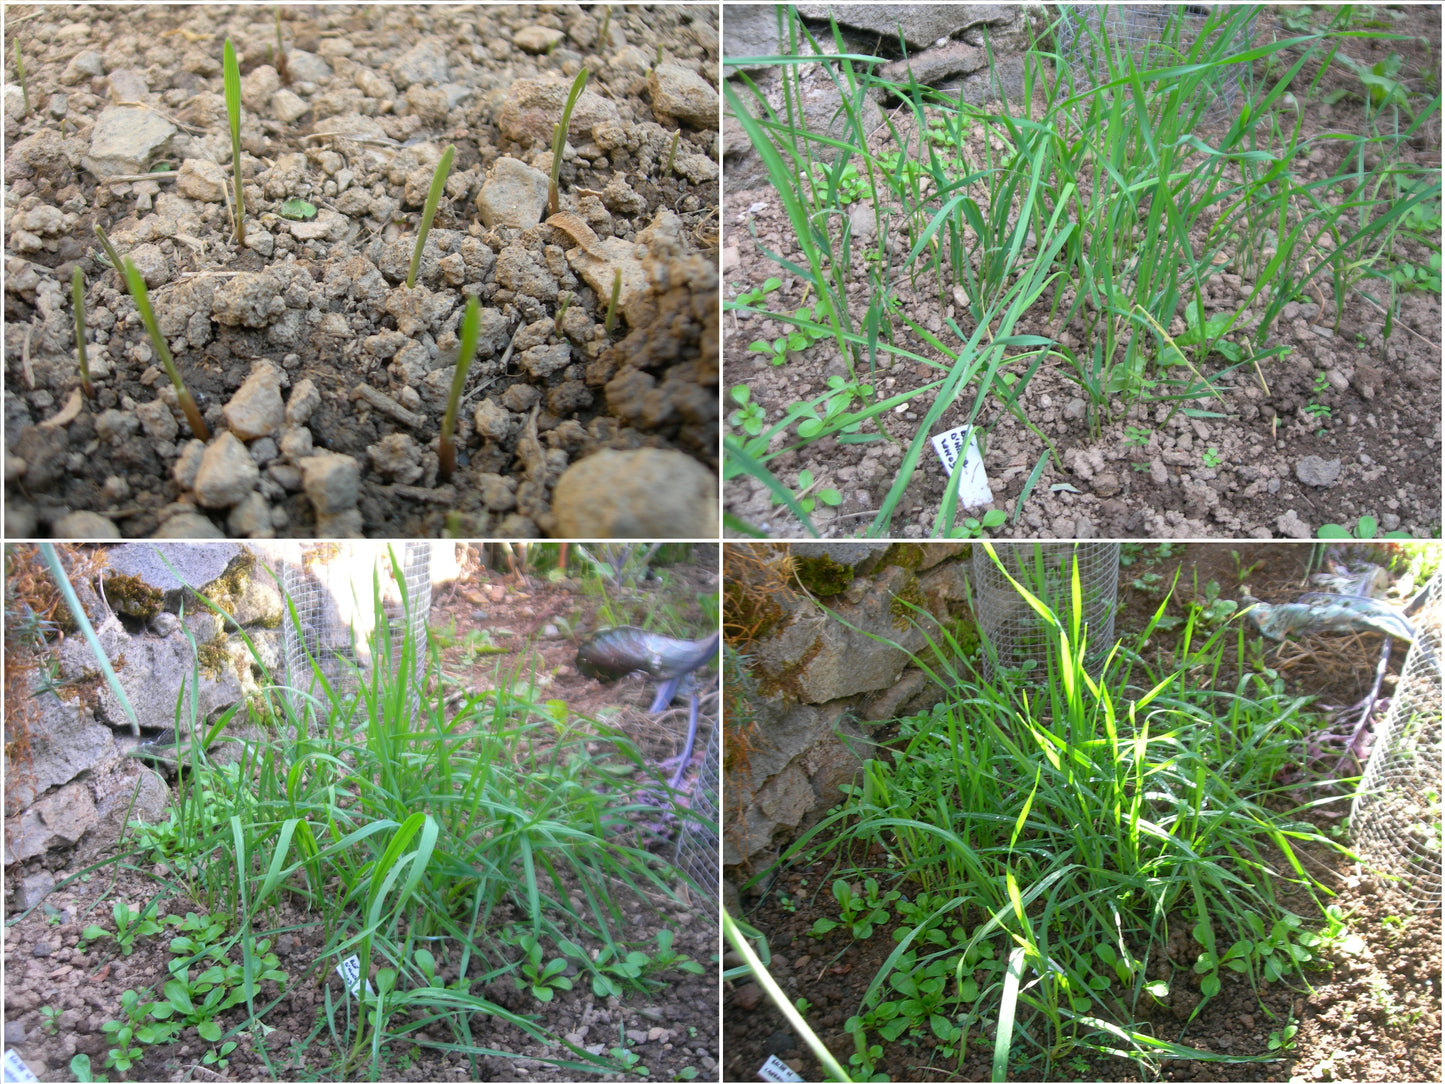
[408,144,455,288]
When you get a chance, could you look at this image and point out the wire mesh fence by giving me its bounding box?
[972,543,1121,681]
[1351,573,1442,909]
[1055,5,1257,125]
[281,542,432,719]
[676,710,720,915]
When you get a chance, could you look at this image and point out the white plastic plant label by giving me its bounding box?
[3,1049,39,1083]
[758,1054,806,1082]
[931,425,994,508]
[336,954,375,998]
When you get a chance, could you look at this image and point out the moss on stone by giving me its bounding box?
[793,554,853,598]
[889,575,927,630]
[105,574,163,621]
[882,543,926,571]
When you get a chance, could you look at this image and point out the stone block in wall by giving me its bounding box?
[754,564,924,704]
[4,688,115,813]
[723,5,782,76]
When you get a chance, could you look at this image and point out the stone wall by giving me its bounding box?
[3,542,463,910]
[723,4,1050,189]
[724,542,979,874]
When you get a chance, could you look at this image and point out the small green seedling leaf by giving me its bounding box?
[279,198,316,220]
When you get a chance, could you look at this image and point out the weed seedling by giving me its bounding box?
[728,385,766,435]
[80,900,164,957]
[222,39,245,244]
[547,68,589,216]
[72,267,94,398]
[514,933,573,1002]
[122,258,211,440]
[666,129,680,175]
[407,143,454,289]
[437,294,480,481]
[38,1004,61,1036]
[1201,446,1222,469]
[13,38,29,115]
[957,508,1007,538]
[604,267,621,335]
[1123,425,1151,447]
[1317,514,1410,540]
[731,276,782,309]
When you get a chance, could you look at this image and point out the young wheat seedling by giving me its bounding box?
[122,258,210,441]
[93,223,125,276]
[604,267,621,335]
[438,295,481,481]
[72,268,94,399]
[222,39,245,245]
[408,144,454,289]
[666,130,680,176]
[548,68,590,216]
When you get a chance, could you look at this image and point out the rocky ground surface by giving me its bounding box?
[5,5,719,539]
[723,542,1442,1082]
[722,7,1440,539]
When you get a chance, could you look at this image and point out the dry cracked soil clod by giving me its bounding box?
[4,3,720,539]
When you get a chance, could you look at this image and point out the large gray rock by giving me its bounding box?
[795,4,1023,49]
[4,687,115,811]
[723,5,782,75]
[105,542,244,610]
[93,630,245,734]
[753,564,923,703]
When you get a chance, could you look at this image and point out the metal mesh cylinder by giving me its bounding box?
[1056,5,1256,126]
[281,542,432,717]
[676,714,720,915]
[1351,574,1442,908]
[972,543,1121,681]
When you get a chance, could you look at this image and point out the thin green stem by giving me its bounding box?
[223,38,245,245]
[437,295,480,481]
[122,257,211,441]
[408,144,455,289]
[548,69,590,216]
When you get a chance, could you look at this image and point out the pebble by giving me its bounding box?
[285,379,321,425]
[1295,455,1342,487]
[152,511,225,538]
[301,452,361,515]
[135,399,179,442]
[223,363,286,440]
[171,440,206,489]
[513,26,565,53]
[1276,509,1312,539]
[227,492,273,538]
[194,432,260,508]
[732,983,762,1011]
[648,64,720,129]
[53,511,119,538]
[551,449,716,537]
